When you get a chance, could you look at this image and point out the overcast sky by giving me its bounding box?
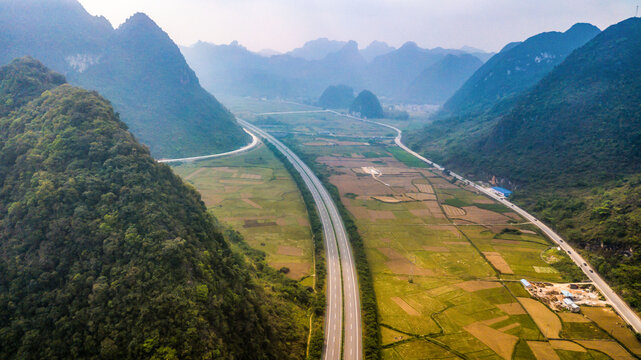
[78,0,638,53]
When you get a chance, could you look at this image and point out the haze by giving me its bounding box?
[77,0,636,52]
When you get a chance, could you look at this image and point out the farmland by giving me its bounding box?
[172,145,315,283]
[233,104,641,360]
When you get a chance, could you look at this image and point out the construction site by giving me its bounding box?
[522,279,609,312]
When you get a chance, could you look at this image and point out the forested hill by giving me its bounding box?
[455,17,641,185]
[0,58,297,359]
[0,0,249,158]
[443,23,600,116]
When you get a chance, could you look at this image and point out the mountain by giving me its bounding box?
[360,41,395,62]
[318,84,355,109]
[287,38,347,60]
[350,90,384,118]
[401,54,483,105]
[443,23,601,116]
[409,18,641,310]
[0,58,304,359]
[0,0,249,158]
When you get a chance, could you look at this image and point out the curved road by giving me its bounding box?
[330,110,641,334]
[238,119,362,360]
[157,128,259,164]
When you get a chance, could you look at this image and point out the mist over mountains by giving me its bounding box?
[181,38,494,103]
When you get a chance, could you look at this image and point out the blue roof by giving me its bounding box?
[520,279,531,287]
[561,290,572,297]
[492,187,513,195]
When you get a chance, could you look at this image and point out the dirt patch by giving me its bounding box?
[533,266,558,273]
[422,246,450,252]
[277,246,304,257]
[464,322,518,360]
[276,218,287,226]
[199,190,224,207]
[223,186,241,193]
[414,183,434,193]
[244,219,277,228]
[517,297,561,338]
[577,340,634,360]
[378,248,435,276]
[219,179,264,185]
[346,205,370,220]
[242,198,262,209]
[269,262,311,280]
[456,280,502,292]
[369,210,396,221]
[443,205,466,217]
[443,241,470,246]
[498,323,520,332]
[521,229,537,234]
[184,167,207,180]
[496,303,526,315]
[391,297,420,316]
[483,252,514,274]
[549,340,586,352]
[459,206,513,225]
[331,174,390,196]
[491,239,521,245]
[406,192,437,201]
[527,341,560,360]
[296,217,310,226]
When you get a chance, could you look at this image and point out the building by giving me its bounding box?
[561,290,573,299]
[563,298,580,313]
[491,187,513,197]
[520,279,531,288]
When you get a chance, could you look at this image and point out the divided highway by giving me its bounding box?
[157,128,259,164]
[331,111,641,335]
[238,119,363,360]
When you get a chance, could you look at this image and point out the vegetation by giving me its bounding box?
[317,84,354,109]
[0,0,249,158]
[350,90,384,119]
[0,58,300,359]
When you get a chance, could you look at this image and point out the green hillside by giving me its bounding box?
[317,84,354,109]
[409,17,641,311]
[0,0,249,158]
[0,58,303,359]
[350,90,384,119]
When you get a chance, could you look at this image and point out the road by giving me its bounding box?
[157,128,259,163]
[327,110,641,334]
[238,119,363,360]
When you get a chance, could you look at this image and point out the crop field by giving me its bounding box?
[249,108,641,360]
[172,145,314,282]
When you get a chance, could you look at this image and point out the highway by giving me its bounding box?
[157,128,259,163]
[237,119,363,360]
[329,110,641,335]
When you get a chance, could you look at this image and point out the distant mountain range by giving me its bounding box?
[0,0,249,158]
[181,38,494,103]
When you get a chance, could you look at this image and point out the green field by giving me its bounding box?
[172,145,315,284]
[249,108,641,360]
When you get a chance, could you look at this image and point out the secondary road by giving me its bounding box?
[157,128,259,163]
[238,119,362,360]
[328,110,641,334]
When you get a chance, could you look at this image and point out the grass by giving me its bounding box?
[386,147,430,168]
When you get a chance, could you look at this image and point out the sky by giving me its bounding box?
[78,0,639,53]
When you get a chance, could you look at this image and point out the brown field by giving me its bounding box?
[549,340,587,352]
[458,206,513,225]
[518,297,562,338]
[456,280,503,292]
[429,225,461,237]
[303,141,334,146]
[406,192,437,201]
[185,167,208,180]
[241,198,262,209]
[331,174,389,196]
[373,196,402,203]
[527,341,560,360]
[269,262,311,279]
[577,340,635,360]
[422,246,450,252]
[296,217,309,226]
[496,303,527,315]
[483,252,514,274]
[483,315,510,326]
[491,239,521,245]
[379,248,435,276]
[391,297,420,316]
[198,190,224,206]
[244,219,277,228]
[414,183,434,193]
[219,179,264,185]
[443,241,470,246]
[464,322,519,360]
[240,173,262,180]
[582,307,641,355]
[558,312,590,323]
[368,210,396,220]
[498,323,520,332]
[277,246,304,257]
[442,204,466,217]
